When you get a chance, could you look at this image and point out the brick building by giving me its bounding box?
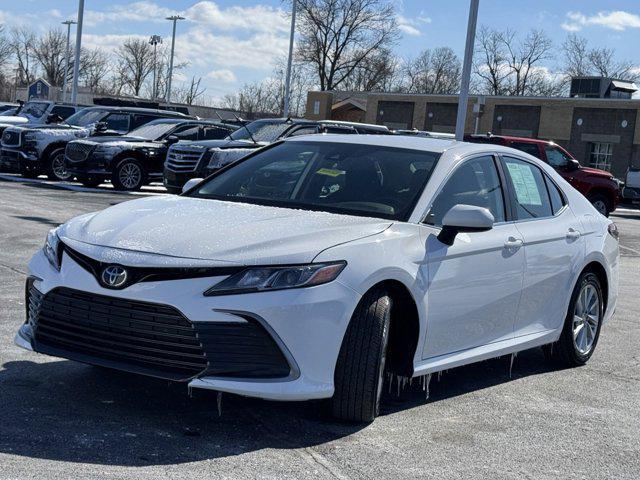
[305,90,640,179]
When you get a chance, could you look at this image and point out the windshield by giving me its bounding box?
[128,122,178,140]
[64,109,109,127]
[189,141,440,221]
[229,120,291,143]
[20,102,49,118]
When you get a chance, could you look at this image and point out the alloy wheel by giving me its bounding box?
[52,154,72,181]
[572,283,600,355]
[119,163,142,189]
[592,200,607,216]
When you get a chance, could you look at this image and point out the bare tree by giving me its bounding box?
[474,26,509,95]
[501,29,553,95]
[80,48,113,93]
[10,27,37,85]
[173,76,206,105]
[115,38,154,96]
[339,48,401,92]
[404,47,461,94]
[295,0,399,91]
[33,28,67,86]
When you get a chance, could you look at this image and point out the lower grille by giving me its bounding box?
[28,285,291,380]
[32,286,208,380]
[65,141,94,163]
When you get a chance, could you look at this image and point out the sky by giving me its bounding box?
[1,0,639,104]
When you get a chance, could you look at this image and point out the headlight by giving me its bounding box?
[24,131,39,142]
[43,228,62,271]
[204,261,346,296]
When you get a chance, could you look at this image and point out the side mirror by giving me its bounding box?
[94,121,108,132]
[567,159,580,172]
[166,135,179,145]
[181,177,203,194]
[437,204,494,246]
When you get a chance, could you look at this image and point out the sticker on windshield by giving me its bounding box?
[315,168,346,177]
[506,163,542,205]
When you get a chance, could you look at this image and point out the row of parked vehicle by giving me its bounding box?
[0,99,624,216]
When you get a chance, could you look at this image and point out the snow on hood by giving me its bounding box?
[4,124,91,153]
[0,116,28,125]
[59,195,392,265]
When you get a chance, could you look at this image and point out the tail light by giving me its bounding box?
[607,223,619,240]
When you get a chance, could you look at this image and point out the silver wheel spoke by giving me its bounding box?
[572,283,600,355]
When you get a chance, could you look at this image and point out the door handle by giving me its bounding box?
[566,229,581,240]
[504,237,524,248]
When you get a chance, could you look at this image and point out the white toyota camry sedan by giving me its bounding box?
[15,135,619,422]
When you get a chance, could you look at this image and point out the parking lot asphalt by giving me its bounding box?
[0,178,639,480]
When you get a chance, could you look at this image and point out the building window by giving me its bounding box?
[313,100,320,115]
[589,142,613,171]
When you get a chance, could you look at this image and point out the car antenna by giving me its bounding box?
[232,113,257,144]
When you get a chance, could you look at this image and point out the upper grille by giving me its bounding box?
[31,286,208,381]
[165,146,205,173]
[65,142,94,163]
[2,130,20,147]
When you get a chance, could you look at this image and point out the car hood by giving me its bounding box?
[0,116,29,125]
[580,166,614,179]
[59,195,392,265]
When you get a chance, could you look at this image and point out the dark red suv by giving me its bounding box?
[466,134,619,216]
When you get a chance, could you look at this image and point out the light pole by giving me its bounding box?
[283,0,297,117]
[61,20,76,103]
[71,0,85,105]
[454,0,479,141]
[165,15,185,104]
[149,35,163,100]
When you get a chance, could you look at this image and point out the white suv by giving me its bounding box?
[15,135,619,422]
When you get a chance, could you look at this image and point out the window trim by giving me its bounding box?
[420,153,511,226]
[497,153,567,223]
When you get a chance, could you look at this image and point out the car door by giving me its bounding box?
[500,155,584,336]
[420,155,525,359]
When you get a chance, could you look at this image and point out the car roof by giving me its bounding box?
[285,133,462,153]
[139,118,230,127]
[468,134,553,145]
[78,105,187,116]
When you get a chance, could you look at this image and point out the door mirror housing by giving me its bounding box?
[181,178,203,194]
[437,204,495,246]
[46,113,63,124]
[94,121,108,133]
[166,135,179,145]
[567,159,581,172]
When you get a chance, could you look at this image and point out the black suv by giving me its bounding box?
[163,118,389,193]
[65,119,237,191]
[0,106,189,180]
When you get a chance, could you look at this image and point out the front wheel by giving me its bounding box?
[112,159,146,191]
[546,271,604,367]
[46,149,72,181]
[331,288,391,423]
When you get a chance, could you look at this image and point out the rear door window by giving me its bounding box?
[104,113,130,132]
[545,175,565,215]
[131,114,160,129]
[51,106,76,120]
[502,156,553,219]
[510,141,542,159]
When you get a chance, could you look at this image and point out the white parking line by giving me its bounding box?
[0,173,167,196]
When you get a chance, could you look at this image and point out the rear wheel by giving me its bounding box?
[112,159,146,191]
[589,194,611,217]
[331,288,391,423]
[545,271,603,367]
[46,148,72,181]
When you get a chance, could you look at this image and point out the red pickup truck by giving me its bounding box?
[466,134,619,216]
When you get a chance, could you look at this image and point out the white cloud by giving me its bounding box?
[84,1,175,27]
[82,33,148,53]
[398,13,431,37]
[561,10,640,32]
[185,1,289,33]
[206,69,237,83]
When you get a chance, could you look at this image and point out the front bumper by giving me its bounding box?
[163,167,211,190]
[0,148,37,172]
[16,248,359,401]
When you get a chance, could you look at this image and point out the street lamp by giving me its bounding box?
[165,15,185,104]
[454,0,479,141]
[71,0,85,105]
[149,34,163,100]
[61,20,76,103]
[283,0,297,117]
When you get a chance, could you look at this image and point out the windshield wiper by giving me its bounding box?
[233,113,258,144]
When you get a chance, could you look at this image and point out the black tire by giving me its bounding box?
[20,165,39,179]
[46,148,72,181]
[331,288,392,423]
[545,271,604,367]
[112,159,146,191]
[78,176,102,188]
[588,194,611,217]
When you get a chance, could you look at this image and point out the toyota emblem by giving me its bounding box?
[101,265,128,288]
